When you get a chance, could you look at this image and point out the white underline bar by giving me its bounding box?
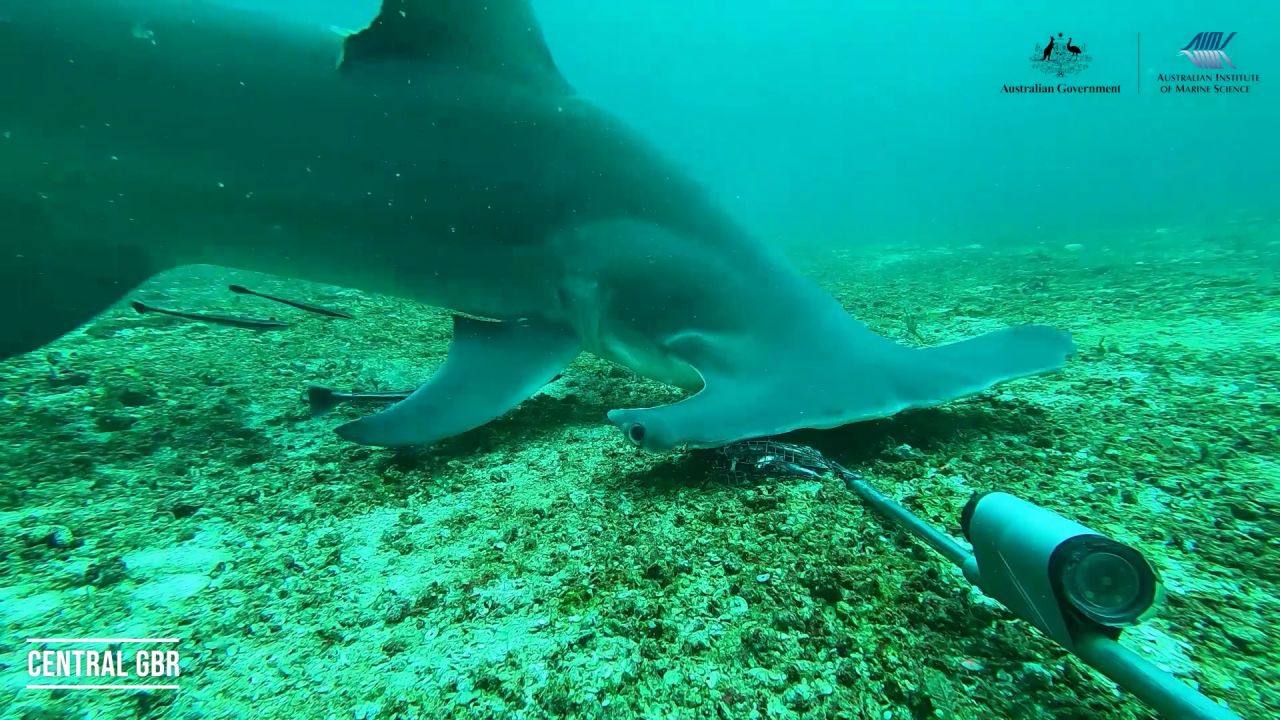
[26,685,179,690]
[26,638,180,643]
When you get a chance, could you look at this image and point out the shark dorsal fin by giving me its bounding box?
[340,0,571,92]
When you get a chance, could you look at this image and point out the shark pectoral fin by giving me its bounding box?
[334,316,579,447]
[607,323,1076,452]
[340,0,572,93]
[0,196,158,360]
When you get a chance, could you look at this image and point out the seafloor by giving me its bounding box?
[1,219,1276,720]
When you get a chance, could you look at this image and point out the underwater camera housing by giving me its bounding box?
[959,491,1162,648]
[713,441,1237,719]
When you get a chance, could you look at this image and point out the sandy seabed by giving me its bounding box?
[1,220,1276,720]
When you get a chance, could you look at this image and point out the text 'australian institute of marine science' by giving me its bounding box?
[1156,72,1260,94]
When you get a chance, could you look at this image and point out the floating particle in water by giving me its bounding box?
[131,23,157,45]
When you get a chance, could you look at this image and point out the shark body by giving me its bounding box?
[0,0,1074,450]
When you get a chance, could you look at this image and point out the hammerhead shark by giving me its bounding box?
[0,0,1075,451]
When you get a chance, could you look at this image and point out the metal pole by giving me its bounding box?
[1073,633,1241,720]
[841,471,972,567]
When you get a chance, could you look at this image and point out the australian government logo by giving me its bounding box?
[1003,33,1121,94]
[1157,32,1259,94]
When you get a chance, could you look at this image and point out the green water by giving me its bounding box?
[1,2,1276,720]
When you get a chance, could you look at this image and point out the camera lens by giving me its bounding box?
[1057,536,1160,627]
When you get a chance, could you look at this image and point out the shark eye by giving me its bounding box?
[626,423,646,446]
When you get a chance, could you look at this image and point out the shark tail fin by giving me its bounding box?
[902,325,1076,407]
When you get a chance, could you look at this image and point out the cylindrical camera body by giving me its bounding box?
[960,492,1160,647]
